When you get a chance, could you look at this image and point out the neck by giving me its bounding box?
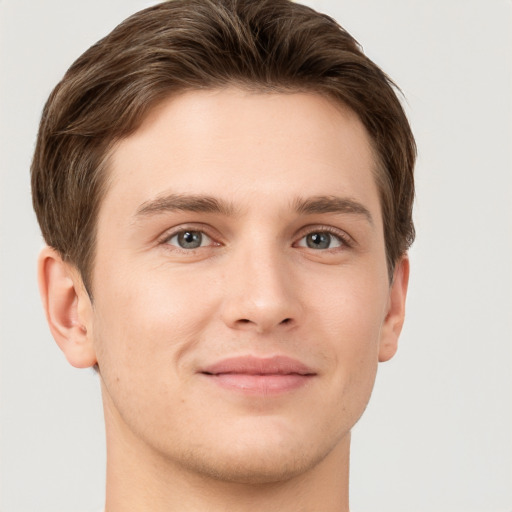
[102,395,350,512]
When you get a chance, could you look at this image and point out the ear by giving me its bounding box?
[378,255,410,363]
[37,246,97,368]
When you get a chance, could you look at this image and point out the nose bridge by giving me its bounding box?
[221,232,300,333]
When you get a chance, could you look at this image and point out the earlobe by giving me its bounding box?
[38,247,97,368]
[378,255,410,363]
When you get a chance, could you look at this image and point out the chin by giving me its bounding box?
[182,450,320,485]
[174,427,341,485]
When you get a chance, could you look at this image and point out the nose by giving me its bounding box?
[220,242,302,334]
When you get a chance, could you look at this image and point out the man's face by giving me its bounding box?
[86,88,405,483]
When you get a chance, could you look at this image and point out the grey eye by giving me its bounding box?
[307,232,330,249]
[168,230,210,249]
[298,232,343,250]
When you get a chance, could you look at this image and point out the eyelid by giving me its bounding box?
[167,230,213,248]
[158,223,222,248]
[155,223,354,250]
[294,225,354,249]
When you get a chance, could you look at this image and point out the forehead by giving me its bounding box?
[103,88,380,218]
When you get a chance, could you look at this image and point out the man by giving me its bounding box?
[31,0,415,510]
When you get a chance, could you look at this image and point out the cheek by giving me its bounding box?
[310,268,387,396]
[91,264,217,381]
[90,268,217,440]
[313,265,387,346]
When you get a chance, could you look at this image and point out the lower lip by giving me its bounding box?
[202,373,313,394]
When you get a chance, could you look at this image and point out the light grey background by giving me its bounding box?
[1,1,511,511]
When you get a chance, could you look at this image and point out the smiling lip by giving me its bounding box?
[200,355,316,394]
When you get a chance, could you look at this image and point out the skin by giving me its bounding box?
[39,88,409,512]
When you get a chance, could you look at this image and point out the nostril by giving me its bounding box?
[231,317,294,330]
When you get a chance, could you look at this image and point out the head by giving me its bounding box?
[32,0,415,294]
[32,0,415,488]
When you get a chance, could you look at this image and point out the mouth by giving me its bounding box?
[199,355,317,394]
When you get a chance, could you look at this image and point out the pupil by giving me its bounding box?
[178,231,202,248]
[307,232,330,249]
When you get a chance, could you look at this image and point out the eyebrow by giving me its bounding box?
[135,193,237,218]
[135,192,373,225]
[292,195,373,225]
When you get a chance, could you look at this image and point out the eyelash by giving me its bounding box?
[159,224,219,252]
[158,225,353,252]
[295,226,353,250]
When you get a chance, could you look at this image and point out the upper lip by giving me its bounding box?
[200,355,316,376]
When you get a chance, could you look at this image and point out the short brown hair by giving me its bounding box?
[31,0,416,292]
